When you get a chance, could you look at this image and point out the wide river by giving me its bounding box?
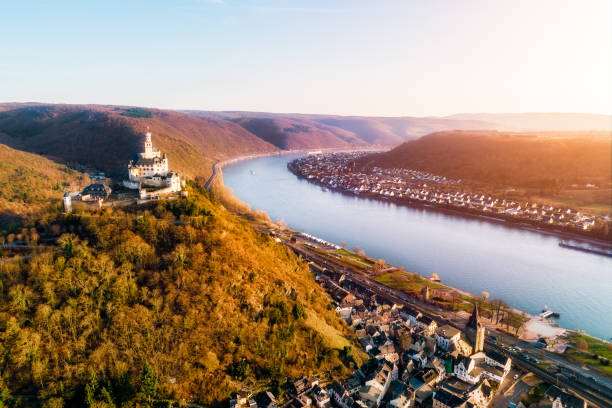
[223,153,612,340]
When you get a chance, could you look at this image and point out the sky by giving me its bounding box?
[1,0,611,116]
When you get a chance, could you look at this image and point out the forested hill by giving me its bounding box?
[0,143,90,226]
[355,130,612,189]
[0,104,278,180]
[0,184,364,406]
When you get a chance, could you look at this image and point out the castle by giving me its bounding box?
[123,131,182,194]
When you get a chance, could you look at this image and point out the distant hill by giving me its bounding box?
[189,111,513,147]
[0,104,278,180]
[189,111,366,150]
[356,130,612,189]
[303,115,506,145]
[445,112,612,132]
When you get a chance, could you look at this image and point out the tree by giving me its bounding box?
[292,301,306,320]
[139,362,158,405]
[576,338,589,352]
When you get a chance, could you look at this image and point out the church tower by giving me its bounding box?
[466,303,485,353]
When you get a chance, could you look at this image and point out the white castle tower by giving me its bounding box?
[124,130,181,194]
[143,131,155,158]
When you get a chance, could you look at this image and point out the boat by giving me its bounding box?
[249,170,255,175]
[540,308,560,319]
[558,240,612,257]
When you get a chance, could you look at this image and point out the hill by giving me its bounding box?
[356,130,612,190]
[188,111,367,150]
[0,184,364,406]
[0,143,89,227]
[0,104,278,180]
[445,112,612,132]
[304,115,505,145]
[191,111,507,147]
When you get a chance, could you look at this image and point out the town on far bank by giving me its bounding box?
[61,130,186,212]
[287,152,612,248]
[230,226,611,408]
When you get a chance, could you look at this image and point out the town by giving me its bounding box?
[229,230,610,408]
[287,153,611,243]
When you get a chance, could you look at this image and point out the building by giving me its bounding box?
[432,388,467,408]
[81,183,111,200]
[63,192,72,213]
[124,131,182,193]
[465,304,485,353]
[544,386,587,408]
[436,325,461,351]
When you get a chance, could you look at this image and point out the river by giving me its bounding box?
[223,153,612,340]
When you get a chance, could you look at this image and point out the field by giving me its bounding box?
[564,333,612,377]
[535,189,612,216]
[375,270,442,294]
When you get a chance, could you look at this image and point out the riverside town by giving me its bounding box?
[287,153,611,242]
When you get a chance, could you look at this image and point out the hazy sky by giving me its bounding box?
[1,0,610,116]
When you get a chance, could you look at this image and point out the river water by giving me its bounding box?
[223,153,612,340]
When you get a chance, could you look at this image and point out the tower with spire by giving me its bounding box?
[124,130,181,193]
[465,303,485,353]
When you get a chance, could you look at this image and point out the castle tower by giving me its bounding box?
[143,131,154,158]
[63,193,72,213]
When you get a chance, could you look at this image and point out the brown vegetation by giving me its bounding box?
[0,143,89,227]
[0,184,364,406]
[0,104,278,180]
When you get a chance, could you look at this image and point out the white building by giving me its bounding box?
[124,131,182,193]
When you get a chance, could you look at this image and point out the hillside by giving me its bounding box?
[0,142,89,227]
[357,130,612,190]
[0,104,278,180]
[189,111,512,146]
[188,111,367,150]
[0,184,364,406]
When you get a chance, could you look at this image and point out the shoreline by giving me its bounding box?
[287,166,612,249]
[212,151,611,344]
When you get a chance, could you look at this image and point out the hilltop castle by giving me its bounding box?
[123,131,182,193]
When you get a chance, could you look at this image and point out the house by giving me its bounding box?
[359,362,397,407]
[400,307,422,326]
[484,350,511,378]
[230,391,258,408]
[453,355,482,384]
[311,385,330,408]
[81,183,111,199]
[290,394,311,408]
[416,315,437,335]
[255,391,277,408]
[544,386,587,408]
[436,325,461,351]
[389,390,415,408]
[327,381,351,408]
[432,388,467,408]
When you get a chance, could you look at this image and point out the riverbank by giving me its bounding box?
[288,166,612,250]
[212,154,587,343]
[219,152,611,343]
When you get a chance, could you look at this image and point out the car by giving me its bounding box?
[513,374,520,380]
[532,358,539,364]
